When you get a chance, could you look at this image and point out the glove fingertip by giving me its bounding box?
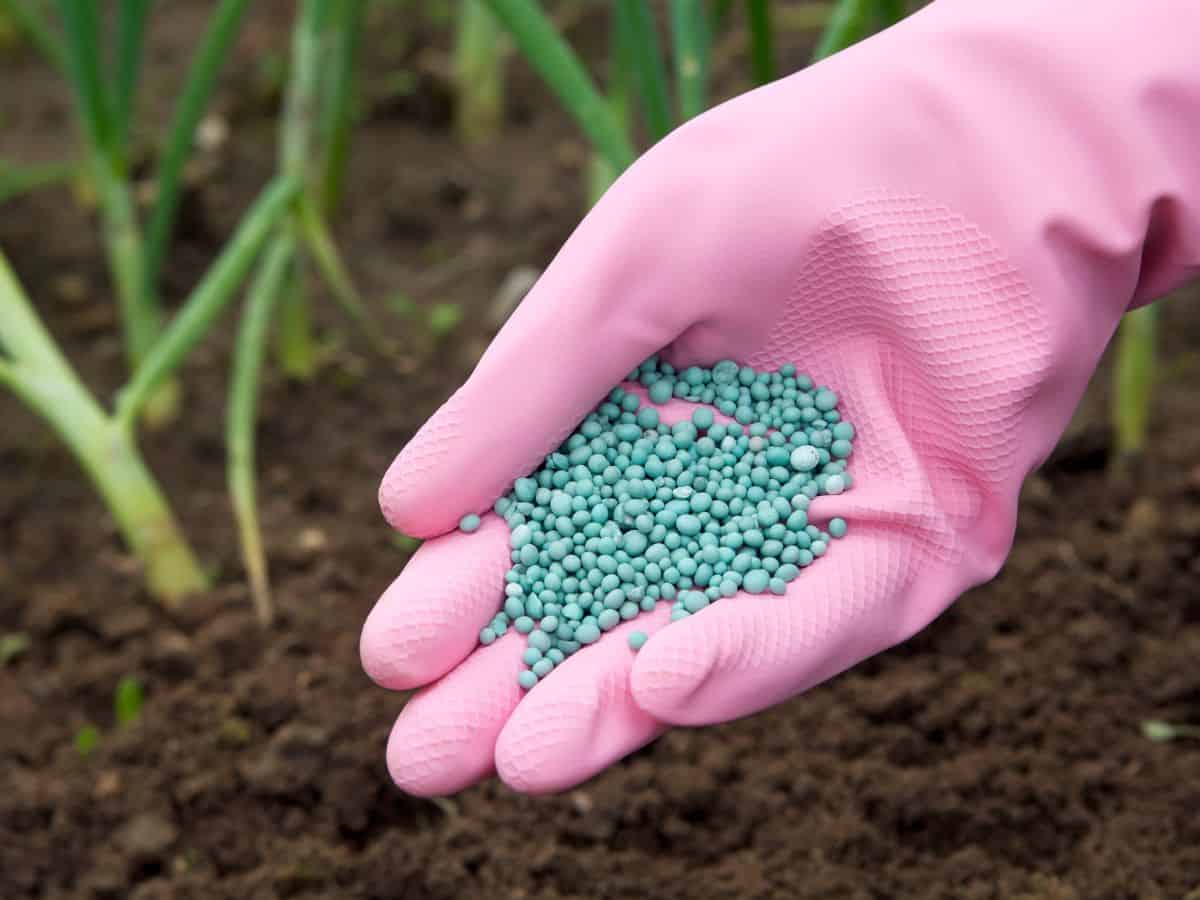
[379,390,473,535]
[629,620,720,725]
[361,517,511,690]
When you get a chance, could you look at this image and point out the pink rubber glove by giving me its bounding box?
[362,0,1200,795]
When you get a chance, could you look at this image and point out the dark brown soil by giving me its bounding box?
[3,5,1200,899]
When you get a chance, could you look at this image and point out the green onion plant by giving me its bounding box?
[47,0,256,426]
[0,177,297,602]
[482,0,907,207]
[114,674,146,727]
[1,2,373,617]
[229,0,383,623]
[454,0,508,146]
[1142,719,1200,743]
[1112,303,1158,466]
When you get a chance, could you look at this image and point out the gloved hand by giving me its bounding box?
[361,0,1200,795]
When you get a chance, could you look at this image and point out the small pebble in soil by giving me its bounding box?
[463,356,855,687]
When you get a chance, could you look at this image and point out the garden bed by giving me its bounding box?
[2,3,1199,898]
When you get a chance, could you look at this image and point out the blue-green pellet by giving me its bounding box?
[623,532,649,556]
[459,513,482,533]
[518,670,538,689]
[628,631,648,650]
[510,524,533,549]
[829,517,848,538]
[786,509,808,531]
[790,446,820,472]
[532,658,554,678]
[576,622,601,644]
[743,570,770,594]
[649,381,674,404]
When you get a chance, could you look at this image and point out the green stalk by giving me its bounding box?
[670,0,709,122]
[1112,304,1158,460]
[480,0,636,174]
[118,176,299,427]
[587,6,636,205]
[0,157,79,203]
[746,0,773,83]
[114,0,151,155]
[0,254,205,601]
[875,0,906,28]
[812,0,874,61]
[94,161,158,368]
[616,0,673,142]
[275,265,315,379]
[94,154,181,427]
[1143,720,1200,742]
[57,0,181,421]
[282,0,332,178]
[297,197,393,355]
[275,0,333,380]
[319,0,366,214]
[228,234,294,626]
[0,0,67,72]
[102,162,182,426]
[54,0,114,160]
[454,0,506,147]
[143,0,252,298]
